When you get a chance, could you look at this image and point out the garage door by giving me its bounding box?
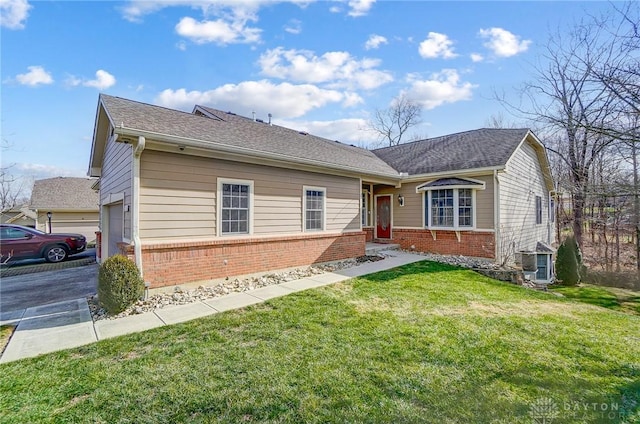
[108,202,123,257]
[53,221,99,243]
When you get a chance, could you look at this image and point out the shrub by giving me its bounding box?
[555,235,582,286]
[98,255,145,314]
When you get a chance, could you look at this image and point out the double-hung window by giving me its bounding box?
[219,179,253,235]
[418,178,484,230]
[304,187,325,231]
[431,189,454,227]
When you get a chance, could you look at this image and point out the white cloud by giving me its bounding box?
[120,0,216,23]
[15,66,53,86]
[470,53,484,62]
[479,27,531,57]
[277,117,369,143]
[403,69,475,110]
[175,16,261,45]
[284,18,302,34]
[155,80,351,118]
[348,0,375,17]
[67,70,116,90]
[0,0,31,29]
[121,1,312,45]
[85,70,116,90]
[258,47,393,90]
[418,32,457,59]
[364,34,387,50]
[16,163,82,179]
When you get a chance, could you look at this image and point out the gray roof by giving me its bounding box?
[30,177,99,210]
[372,128,531,175]
[417,177,485,189]
[100,95,399,177]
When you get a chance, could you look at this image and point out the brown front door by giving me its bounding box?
[376,195,392,239]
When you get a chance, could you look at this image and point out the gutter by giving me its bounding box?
[132,136,145,275]
[494,170,501,262]
[114,126,401,183]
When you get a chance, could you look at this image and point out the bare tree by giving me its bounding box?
[499,22,619,247]
[367,94,423,147]
[0,139,30,211]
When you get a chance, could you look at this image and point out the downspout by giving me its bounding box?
[494,170,501,263]
[132,136,145,275]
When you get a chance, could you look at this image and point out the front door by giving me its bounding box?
[376,195,392,239]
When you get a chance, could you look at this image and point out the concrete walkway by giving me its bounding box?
[0,250,426,363]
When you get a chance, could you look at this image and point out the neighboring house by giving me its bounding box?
[89,95,555,289]
[0,205,37,227]
[30,177,100,243]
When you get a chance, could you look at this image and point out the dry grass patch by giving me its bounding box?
[0,325,16,355]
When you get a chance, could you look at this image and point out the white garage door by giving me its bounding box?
[108,203,123,257]
[53,221,99,243]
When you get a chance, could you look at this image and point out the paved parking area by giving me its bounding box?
[0,261,98,313]
[0,249,96,278]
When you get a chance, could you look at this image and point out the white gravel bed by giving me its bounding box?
[88,255,385,321]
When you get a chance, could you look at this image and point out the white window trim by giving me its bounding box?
[361,190,369,227]
[422,188,477,231]
[535,195,543,225]
[303,186,326,232]
[217,178,254,237]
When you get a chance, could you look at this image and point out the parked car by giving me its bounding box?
[0,224,86,263]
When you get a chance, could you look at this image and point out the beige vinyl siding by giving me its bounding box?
[100,133,133,239]
[375,176,494,229]
[375,184,421,228]
[473,176,494,229]
[499,140,550,253]
[139,150,360,241]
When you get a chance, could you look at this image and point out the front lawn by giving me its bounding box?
[551,284,640,316]
[1,261,639,423]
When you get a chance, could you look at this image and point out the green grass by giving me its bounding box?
[1,261,639,423]
[552,284,640,315]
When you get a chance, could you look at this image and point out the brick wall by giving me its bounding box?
[387,228,495,259]
[121,232,365,288]
[363,227,374,242]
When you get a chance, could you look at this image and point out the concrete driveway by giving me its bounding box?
[0,260,98,313]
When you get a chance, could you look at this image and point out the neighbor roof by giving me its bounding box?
[372,128,531,175]
[30,177,99,210]
[98,95,399,178]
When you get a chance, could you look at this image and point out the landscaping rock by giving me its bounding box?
[88,255,386,321]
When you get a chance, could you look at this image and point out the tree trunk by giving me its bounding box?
[632,141,640,273]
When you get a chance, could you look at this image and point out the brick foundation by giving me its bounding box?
[363,227,374,242]
[121,232,365,289]
[387,228,495,259]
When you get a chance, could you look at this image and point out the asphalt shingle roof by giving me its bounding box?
[100,95,399,177]
[30,177,99,210]
[417,178,485,189]
[372,128,531,175]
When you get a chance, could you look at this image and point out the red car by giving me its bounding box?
[0,224,86,263]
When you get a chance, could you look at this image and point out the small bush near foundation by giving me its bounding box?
[98,255,144,314]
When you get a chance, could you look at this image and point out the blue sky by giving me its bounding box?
[1,0,616,190]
